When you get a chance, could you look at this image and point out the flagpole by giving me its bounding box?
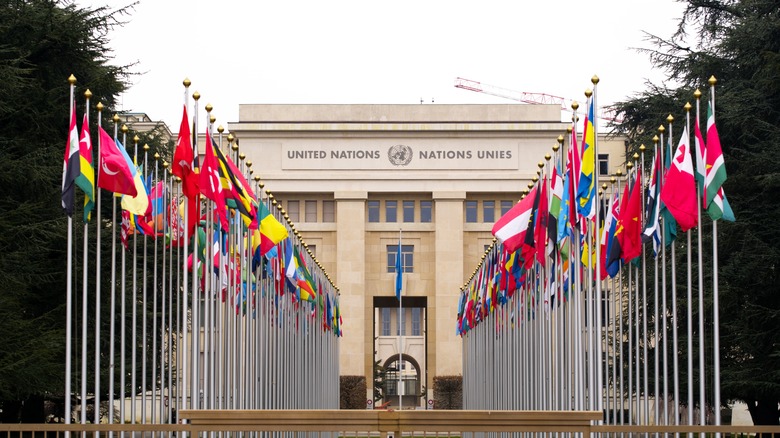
[65,75,76,433]
[398,228,403,410]
[106,121,124,432]
[639,146,650,425]
[130,135,138,426]
[685,102,695,427]
[658,125,669,427]
[590,75,604,415]
[651,136,661,428]
[190,92,201,412]
[151,153,160,424]
[179,79,192,421]
[664,114,681,429]
[93,101,104,431]
[81,89,92,430]
[694,91,707,429]
[709,75,722,429]
[141,142,150,424]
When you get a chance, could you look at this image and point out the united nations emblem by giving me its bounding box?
[388,144,413,166]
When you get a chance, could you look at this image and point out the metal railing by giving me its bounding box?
[1,410,778,438]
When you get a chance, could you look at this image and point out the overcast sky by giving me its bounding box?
[77,0,687,130]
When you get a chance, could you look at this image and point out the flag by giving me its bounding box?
[620,170,643,263]
[199,132,230,230]
[213,142,256,225]
[661,135,678,246]
[148,181,166,234]
[61,101,80,216]
[534,175,549,267]
[258,201,289,255]
[602,191,620,278]
[75,113,95,222]
[118,137,150,216]
[97,127,137,196]
[660,126,698,232]
[171,105,198,198]
[705,102,735,222]
[395,235,403,300]
[548,166,562,251]
[642,147,662,256]
[577,98,596,219]
[693,112,707,204]
[492,186,538,253]
[120,210,130,251]
[607,180,629,276]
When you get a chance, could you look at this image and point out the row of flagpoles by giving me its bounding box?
[61,75,342,425]
[459,76,732,425]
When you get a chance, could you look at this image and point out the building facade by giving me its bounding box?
[228,104,625,408]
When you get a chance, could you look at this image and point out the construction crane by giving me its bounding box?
[454,77,621,123]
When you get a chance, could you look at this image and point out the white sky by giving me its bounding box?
[79,0,686,130]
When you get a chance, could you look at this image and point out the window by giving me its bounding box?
[287,200,300,222]
[420,201,432,223]
[305,200,317,222]
[599,153,609,176]
[403,379,417,396]
[368,200,380,223]
[465,200,477,223]
[386,201,397,222]
[381,308,391,336]
[501,200,513,216]
[386,378,398,396]
[387,244,414,273]
[483,200,495,223]
[411,308,421,336]
[396,309,405,336]
[323,200,335,222]
[403,200,415,222]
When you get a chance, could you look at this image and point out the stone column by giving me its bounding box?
[431,191,465,387]
[334,191,368,379]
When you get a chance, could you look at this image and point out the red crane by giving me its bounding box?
[454,77,621,123]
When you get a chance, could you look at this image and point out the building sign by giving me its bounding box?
[281,139,522,170]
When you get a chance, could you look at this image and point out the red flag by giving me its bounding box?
[172,105,198,198]
[660,126,698,232]
[492,186,538,253]
[619,172,643,263]
[199,133,229,230]
[534,175,549,268]
[97,127,137,196]
[120,210,130,251]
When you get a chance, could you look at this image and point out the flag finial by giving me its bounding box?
[68,74,76,84]
[121,124,128,134]
[591,75,600,85]
[217,125,224,133]
[666,114,674,123]
[658,124,665,133]
[653,135,659,144]
[206,103,213,113]
[84,89,92,99]
[584,89,593,98]
[684,102,692,112]
[96,102,104,111]
[183,77,191,88]
[571,101,579,110]
[640,144,646,152]
[694,89,702,99]
[193,91,201,101]
[708,75,717,86]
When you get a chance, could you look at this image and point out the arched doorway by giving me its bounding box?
[382,353,421,409]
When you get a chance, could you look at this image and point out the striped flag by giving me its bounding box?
[61,101,80,216]
[75,113,94,222]
[642,147,662,256]
[705,102,735,222]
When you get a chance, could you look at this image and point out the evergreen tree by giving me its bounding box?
[0,0,130,421]
[610,0,780,425]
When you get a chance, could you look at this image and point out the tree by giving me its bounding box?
[610,0,780,425]
[0,0,131,421]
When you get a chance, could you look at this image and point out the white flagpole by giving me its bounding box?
[591,75,604,416]
[141,143,149,424]
[80,89,91,429]
[398,228,403,410]
[179,79,191,420]
[695,92,707,428]
[151,154,160,424]
[685,103,694,427]
[130,135,138,426]
[94,102,104,430]
[709,75,722,429]
[190,92,201,412]
[65,75,75,432]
